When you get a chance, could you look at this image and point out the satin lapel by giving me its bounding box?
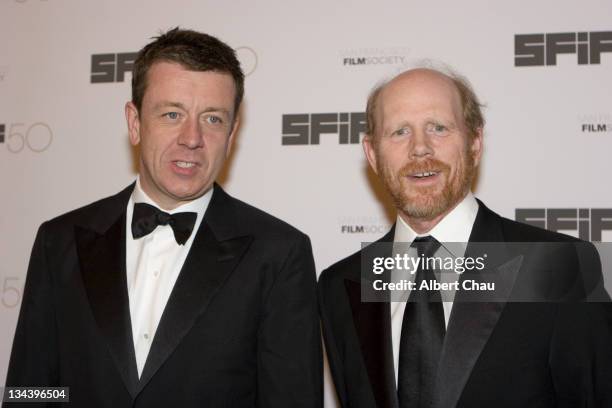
[433,201,523,408]
[344,228,398,408]
[76,213,140,398]
[137,192,254,392]
[344,280,397,408]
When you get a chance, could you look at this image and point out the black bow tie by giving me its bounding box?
[131,202,197,245]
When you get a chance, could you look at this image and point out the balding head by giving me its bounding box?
[366,67,484,144]
[361,65,485,231]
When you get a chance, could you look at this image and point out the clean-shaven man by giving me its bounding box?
[4,28,321,408]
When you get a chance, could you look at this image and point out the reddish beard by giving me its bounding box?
[377,150,476,221]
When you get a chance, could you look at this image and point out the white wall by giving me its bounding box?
[2,1,612,405]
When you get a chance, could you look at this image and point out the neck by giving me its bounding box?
[399,212,445,235]
[138,177,189,211]
[398,195,466,235]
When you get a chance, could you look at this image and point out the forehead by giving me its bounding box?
[378,69,463,122]
[143,61,236,105]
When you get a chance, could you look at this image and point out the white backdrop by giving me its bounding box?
[1,1,612,406]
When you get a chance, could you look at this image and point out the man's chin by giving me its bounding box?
[401,205,445,220]
[397,192,450,220]
[168,188,209,202]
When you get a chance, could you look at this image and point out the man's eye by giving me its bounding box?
[164,112,180,120]
[393,127,410,136]
[206,115,222,125]
[427,123,448,134]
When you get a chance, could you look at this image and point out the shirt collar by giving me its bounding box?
[393,192,479,257]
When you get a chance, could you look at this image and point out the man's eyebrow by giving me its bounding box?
[382,120,411,133]
[151,102,231,116]
[425,118,458,128]
[201,107,231,115]
[152,101,187,111]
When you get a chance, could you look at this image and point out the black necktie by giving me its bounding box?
[398,236,445,408]
[131,202,197,245]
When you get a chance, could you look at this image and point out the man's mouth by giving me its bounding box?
[409,171,439,179]
[175,161,197,169]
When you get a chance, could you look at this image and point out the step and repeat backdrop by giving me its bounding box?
[1,0,612,405]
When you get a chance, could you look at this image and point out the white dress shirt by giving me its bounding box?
[390,192,479,385]
[125,178,211,377]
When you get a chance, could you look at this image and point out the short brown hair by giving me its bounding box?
[131,27,244,116]
[366,66,485,141]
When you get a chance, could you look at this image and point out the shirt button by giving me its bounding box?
[153,270,159,277]
[144,333,149,340]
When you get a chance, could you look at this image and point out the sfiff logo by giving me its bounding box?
[515,31,612,66]
[91,47,257,84]
[516,208,612,241]
[91,52,138,83]
[282,112,366,145]
[0,66,8,82]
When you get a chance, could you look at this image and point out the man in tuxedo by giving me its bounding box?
[318,67,612,408]
[4,28,321,407]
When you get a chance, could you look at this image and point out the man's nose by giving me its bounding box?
[409,128,434,158]
[178,118,204,149]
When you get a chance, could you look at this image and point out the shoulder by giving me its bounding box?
[319,250,362,287]
[480,203,606,300]
[40,184,133,236]
[476,199,581,243]
[319,228,394,288]
[209,185,310,244]
[499,216,580,243]
[232,196,308,240]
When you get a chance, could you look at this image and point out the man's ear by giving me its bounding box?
[470,127,484,167]
[125,102,141,146]
[363,134,379,175]
[226,116,240,158]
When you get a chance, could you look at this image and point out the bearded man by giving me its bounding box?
[318,67,612,408]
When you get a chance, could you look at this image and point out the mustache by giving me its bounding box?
[399,158,450,177]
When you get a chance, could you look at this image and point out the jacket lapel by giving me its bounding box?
[433,200,523,408]
[138,184,253,391]
[76,184,140,398]
[345,228,399,408]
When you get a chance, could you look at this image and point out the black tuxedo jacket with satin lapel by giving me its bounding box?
[319,200,612,408]
[4,183,322,408]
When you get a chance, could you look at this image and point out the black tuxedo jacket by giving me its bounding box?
[4,184,322,407]
[319,200,612,408]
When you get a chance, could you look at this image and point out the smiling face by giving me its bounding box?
[363,69,483,230]
[126,61,239,210]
